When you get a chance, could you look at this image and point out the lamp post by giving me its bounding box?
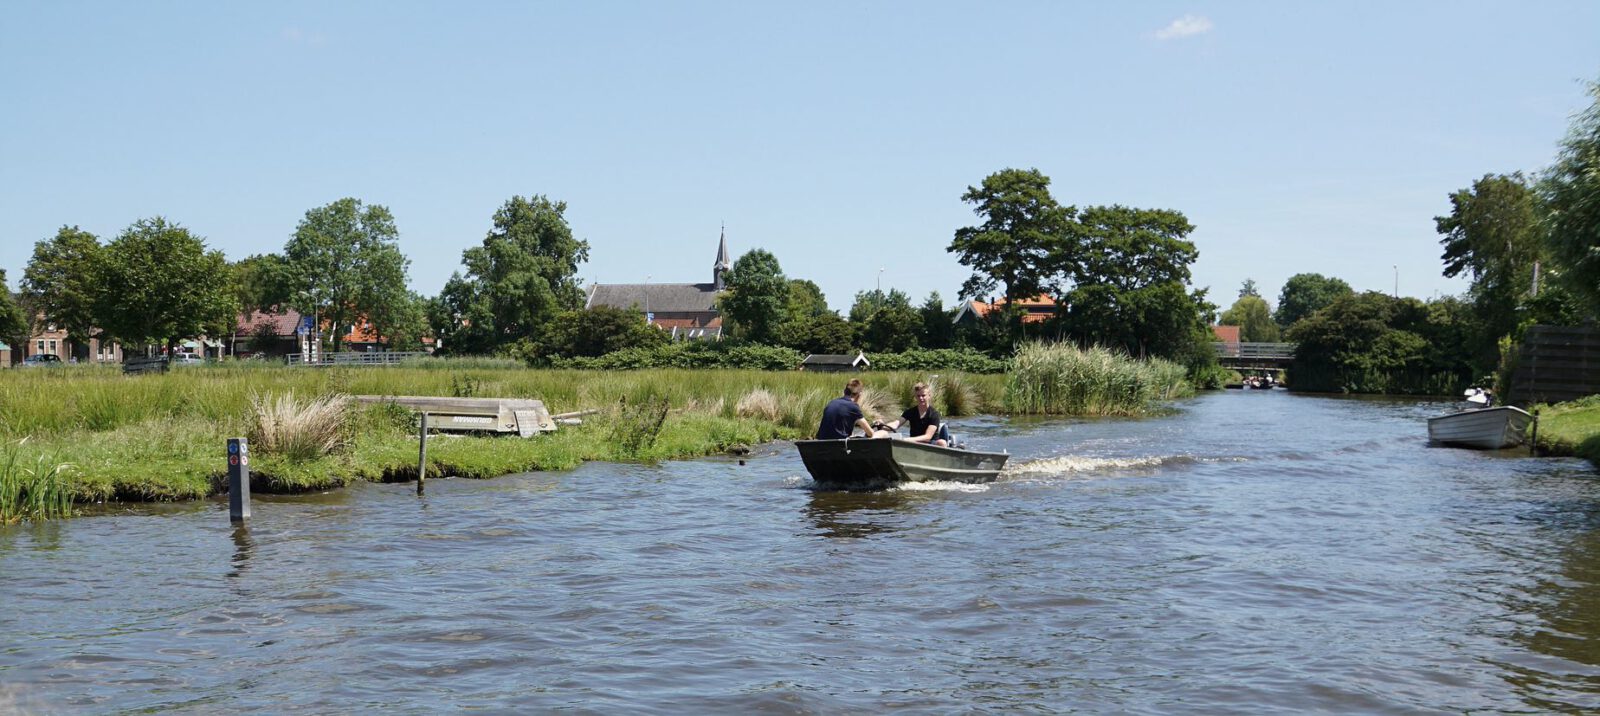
[877,268,884,294]
[1393,265,1398,298]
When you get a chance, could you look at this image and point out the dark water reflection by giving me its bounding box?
[2,391,1599,713]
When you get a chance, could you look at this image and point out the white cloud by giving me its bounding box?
[1155,14,1213,40]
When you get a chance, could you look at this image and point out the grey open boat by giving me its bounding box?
[1426,405,1532,450]
[796,437,1009,490]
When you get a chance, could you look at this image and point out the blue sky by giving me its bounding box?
[3,2,1597,314]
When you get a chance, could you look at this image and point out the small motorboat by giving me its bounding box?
[1426,405,1532,450]
[796,437,1009,490]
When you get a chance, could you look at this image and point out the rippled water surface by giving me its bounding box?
[4,391,1600,713]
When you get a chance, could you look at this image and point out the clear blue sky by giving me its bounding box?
[3,2,1597,314]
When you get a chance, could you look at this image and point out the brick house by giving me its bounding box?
[951,295,1060,327]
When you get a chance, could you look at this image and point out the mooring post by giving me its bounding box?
[418,412,429,495]
[227,437,250,523]
[1530,409,1540,456]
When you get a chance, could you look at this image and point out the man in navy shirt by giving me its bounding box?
[816,378,876,439]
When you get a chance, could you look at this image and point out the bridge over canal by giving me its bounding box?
[1214,342,1296,371]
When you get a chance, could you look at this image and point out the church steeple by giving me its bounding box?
[712,224,732,290]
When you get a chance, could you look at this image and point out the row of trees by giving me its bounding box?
[4,198,423,360]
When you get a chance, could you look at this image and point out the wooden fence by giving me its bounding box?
[1508,325,1600,406]
[286,351,431,367]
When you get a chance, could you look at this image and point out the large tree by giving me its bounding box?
[95,217,234,359]
[918,292,956,349]
[1219,293,1281,342]
[458,195,590,345]
[948,168,1078,306]
[0,269,29,359]
[20,226,103,350]
[230,253,292,316]
[1540,78,1600,318]
[1060,205,1212,359]
[285,198,410,351]
[428,272,498,355]
[849,288,919,353]
[1275,273,1353,330]
[719,249,789,344]
[1434,173,1545,364]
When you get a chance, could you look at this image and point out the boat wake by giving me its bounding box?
[1002,454,1244,479]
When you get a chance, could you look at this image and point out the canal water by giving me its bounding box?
[3,391,1598,713]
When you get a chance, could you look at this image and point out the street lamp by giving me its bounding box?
[877,268,884,294]
[1393,265,1398,298]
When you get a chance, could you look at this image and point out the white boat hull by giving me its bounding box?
[1426,406,1532,450]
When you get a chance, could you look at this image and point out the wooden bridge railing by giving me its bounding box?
[286,351,432,367]
[1213,342,1297,360]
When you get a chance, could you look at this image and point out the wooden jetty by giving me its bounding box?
[353,396,558,438]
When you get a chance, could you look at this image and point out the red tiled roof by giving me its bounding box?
[960,295,1058,324]
[1211,325,1241,343]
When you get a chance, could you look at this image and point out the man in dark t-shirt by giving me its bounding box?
[816,378,876,439]
[882,381,947,446]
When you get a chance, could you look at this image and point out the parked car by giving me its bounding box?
[21,354,63,368]
[173,354,204,366]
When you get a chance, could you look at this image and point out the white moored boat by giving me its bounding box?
[1426,406,1532,450]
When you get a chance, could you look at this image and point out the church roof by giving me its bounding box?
[586,283,723,313]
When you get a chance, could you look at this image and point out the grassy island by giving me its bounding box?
[0,343,1196,523]
[1532,395,1600,467]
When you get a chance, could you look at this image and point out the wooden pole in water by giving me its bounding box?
[418,412,429,495]
[1530,409,1540,456]
[227,437,250,522]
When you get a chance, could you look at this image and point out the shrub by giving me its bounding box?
[870,348,1009,373]
[248,392,352,463]
[1004,342,1190,416]
[735,388,782,422]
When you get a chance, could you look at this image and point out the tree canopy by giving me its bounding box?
[285,198,410,350]
[0,269,28,351]
[21,226,103,345]
[948,168,1078,306]
[94,217,234,357]
[1220,295,1280,342]
[1540,78,1600,318]
[1275,273,1353,330]
[1060,205,1212,359]
[720,249,789,344]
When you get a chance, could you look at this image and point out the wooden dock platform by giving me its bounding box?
[353,396,557,437]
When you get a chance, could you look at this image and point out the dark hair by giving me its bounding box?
[843,378,864,398]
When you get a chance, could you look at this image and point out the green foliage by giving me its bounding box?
[1059,206,1214,360]
[720,249,789,344]
[1275,273,1353,329]
[1532,395,1600,466]
[1286,291,1474,394]
[511,304,669,364]
[21,226,103,347]
[231,253,292,315]
[285,198,410,351]
[918,292,956,349]
[1238,279,1259,298]
[0,440,73,523]
[1539,77,1600,319]
[432,195,589,354]
[948,168,1078,306]
[609,394,671,459]
[870,348,1009,374]
[850,288,919,353]
[774,312,855,355]
[1004,342,1191,416]
[1434,173,1546,372]
[1219,294,1281,342]
[95,217,234,353]
[785,279,830,319]
[0,269,28,350]
[551,341,804,371]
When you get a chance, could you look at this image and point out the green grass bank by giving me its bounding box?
[1532,395,1600,467]
[0,364,1005,520]
[0,344,1193,522]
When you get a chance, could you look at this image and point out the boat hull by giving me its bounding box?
[796,438,1009,490]
[1426,406,1532,450]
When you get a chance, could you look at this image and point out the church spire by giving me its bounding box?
[713,223,732,290]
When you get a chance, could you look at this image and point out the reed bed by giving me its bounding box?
[0,362,1006,508]
[1004,342,1192,416]
[0,439,74,523]
[248,392,352,462]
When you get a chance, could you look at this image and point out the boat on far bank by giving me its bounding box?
[1427,405,1532,450]
[797,438,1009,490]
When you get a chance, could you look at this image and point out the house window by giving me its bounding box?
[37,340,44,353]
[48,340,57,356]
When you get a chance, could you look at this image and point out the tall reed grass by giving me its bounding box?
[1004,342,1191,416]
[0,439,74,523]
[247,392,352,462]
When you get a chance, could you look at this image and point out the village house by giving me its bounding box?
[8,319,123,366]
[951,295,1060,327]
[583,229,732,340]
